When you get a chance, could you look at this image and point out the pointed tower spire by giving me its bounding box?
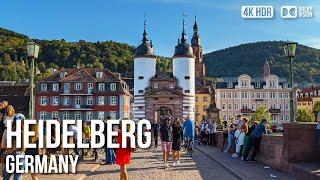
[142,12,148,43]
[263,59,270,79]
[193,16,198,32]
[135,13,154,57]
[181,13,187,43]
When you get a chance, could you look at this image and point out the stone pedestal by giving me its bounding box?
[282,122,319,172]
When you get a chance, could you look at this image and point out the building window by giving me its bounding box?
[110,111,117,119]
[184,90,190,93]
[39,112,47,120]
[138,76,144,80]
[75,96,81,106]
[203,106,207,112]
[284,93,289,99]
[235,104,239,110]
[40,96,48,106]
[52,96,59,106]
[110,83,117,91]
[98,83,105,91]
[227,82,233,88]
[241,92,248,99]
[222,104,226,110]
[87,112,93,121]
[269,81,275,88]
[64,83,70,93]
[251,93,254,99]
[87,96,93,105]
[52,83,59,92]
[75,112,82,120]
[98,112,104,120]
[154,83,158,89]
[138,90,144,93]
[234,93,238,98]
[88,83,93,93]
[52,112,58,119]
[270,92,276,99]
[228,104,232,110]
[110,96,117,105]
[256,93,261,99]
[185,76,190,80]
[262,93,266,99]
[63,97,70,106]
[63,112,69,120]
[227,93,232,98]
[98,96,105,106]
[285,103,289,110]
[75,83,82,91]
[40,83,47,92]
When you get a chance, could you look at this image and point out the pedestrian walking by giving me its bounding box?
[221,121,228,152]
[152,122,159,148]
[172,118,183,166]
[116,123,132,180]
[104,117,116,165]
[1,113,25,180]
[160,118,172,168]
[25,122,39,180]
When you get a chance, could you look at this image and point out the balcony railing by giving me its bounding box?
[269,109,281,113]
[60,104,93,111]
[241,109,253,113]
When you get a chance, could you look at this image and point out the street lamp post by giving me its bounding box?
[283,41,297,122]
[26,42,40,120]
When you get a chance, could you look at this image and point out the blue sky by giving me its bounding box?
[1,0,319,56]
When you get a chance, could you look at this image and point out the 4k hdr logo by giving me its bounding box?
[281,6,313,19]
[241,5,313,19]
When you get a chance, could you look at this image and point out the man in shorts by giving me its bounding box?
[160,118,172,168]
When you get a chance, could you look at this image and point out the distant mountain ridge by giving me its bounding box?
[204,41,320,86]
[0,28,319,86]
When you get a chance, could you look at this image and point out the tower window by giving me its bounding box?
[138,90,144,93]
[138,76,144,80]
[185,76,190,80]
[184,90,190,93]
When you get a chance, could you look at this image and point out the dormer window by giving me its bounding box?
[227,82,233,88]
[41,83,47,91]
[96,72,103,79]
[75,83,82,91]
[60,72,67,79]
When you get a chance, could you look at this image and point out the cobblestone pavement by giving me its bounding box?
[86,147,239,180]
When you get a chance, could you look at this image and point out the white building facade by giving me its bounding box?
[215,74,291,125]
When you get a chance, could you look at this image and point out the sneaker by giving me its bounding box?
[172,161,176,167]
[231,153,239,158]
[165,163,169,168]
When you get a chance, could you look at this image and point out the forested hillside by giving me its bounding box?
[204,41,320,85]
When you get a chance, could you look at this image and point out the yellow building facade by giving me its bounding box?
[297,86,320,111]
[195,92,211,124]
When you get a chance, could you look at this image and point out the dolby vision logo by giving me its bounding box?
[281,6,298,19]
